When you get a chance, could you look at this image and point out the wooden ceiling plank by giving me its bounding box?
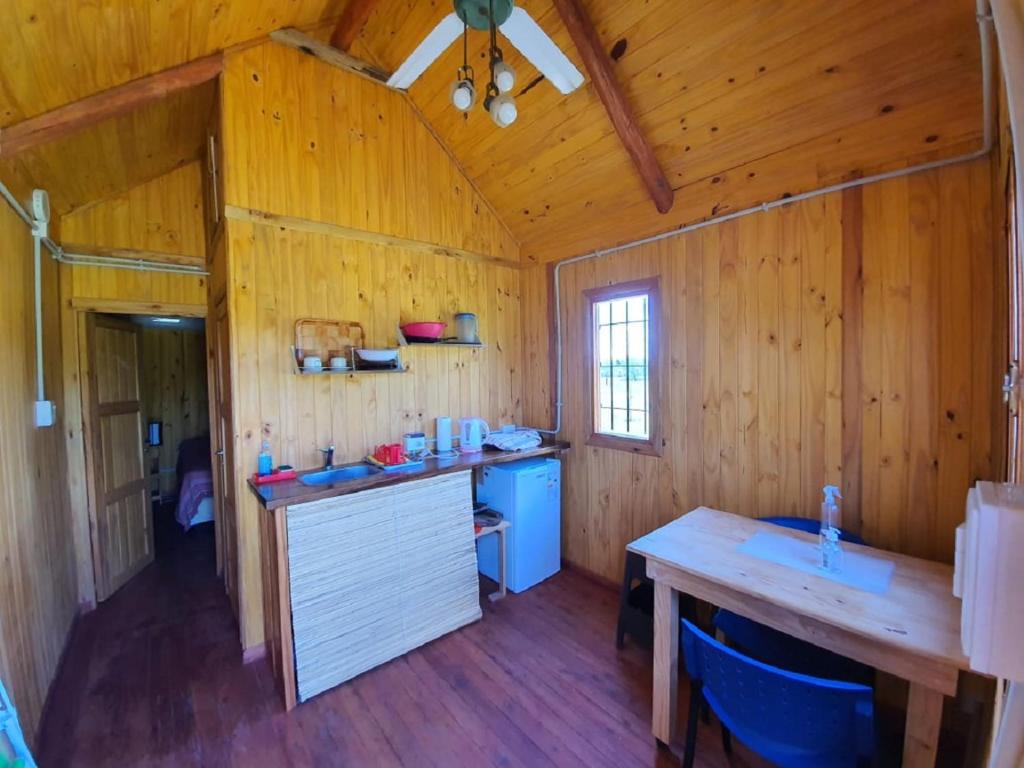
[270,28,392,86]
[551,0,674,214]
[330,0,381,51]
[0,53,223,158]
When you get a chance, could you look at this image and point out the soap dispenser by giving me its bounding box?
[820,485,843,573]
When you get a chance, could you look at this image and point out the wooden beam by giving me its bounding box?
[224,205,522,269]
[330,0,380,51]
[551,0,674,214]
[270,28,391,87]
[0,54,223,158]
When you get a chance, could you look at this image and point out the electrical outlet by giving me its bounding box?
[34,400,56,428]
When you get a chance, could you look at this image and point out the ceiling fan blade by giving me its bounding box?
[499,7,584,95]
[387,12,463,90]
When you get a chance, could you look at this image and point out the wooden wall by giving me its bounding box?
[219,41,523,651]
[522,158,1005,583]
[0,199,77,746]
[61,163,206,258]
[140,326,210,497]
[57,165,208,608]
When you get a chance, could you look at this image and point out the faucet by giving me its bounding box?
[318,444,335,469]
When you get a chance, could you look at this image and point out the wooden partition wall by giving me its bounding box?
[219,41,523,650]
[0,201,77,746]
[58,166,209,607]
[523,158,1006,583]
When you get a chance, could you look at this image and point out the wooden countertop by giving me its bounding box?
[248,441,570,510]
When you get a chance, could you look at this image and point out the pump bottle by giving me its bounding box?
[820,485,843,573]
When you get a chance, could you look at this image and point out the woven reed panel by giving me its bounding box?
[287,471,482,701]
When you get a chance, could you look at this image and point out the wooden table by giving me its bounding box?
[628,507,969,768]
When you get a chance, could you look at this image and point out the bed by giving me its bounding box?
[175,435,215,530]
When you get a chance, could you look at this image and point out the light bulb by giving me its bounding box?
[489,94,517,128]
[450,79,476,112]
[493,61,516,93]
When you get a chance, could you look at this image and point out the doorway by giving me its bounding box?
[82,311,215,601]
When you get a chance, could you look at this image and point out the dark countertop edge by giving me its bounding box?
[249,441,570,511]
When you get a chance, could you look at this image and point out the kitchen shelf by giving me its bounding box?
[397,326,485,348]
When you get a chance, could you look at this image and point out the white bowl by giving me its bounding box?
[304,356,323,372]
[330,357,349,370]
[356,348,399,363]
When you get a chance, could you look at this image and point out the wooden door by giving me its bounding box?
[87,315,153,600]
[211,295,239,615]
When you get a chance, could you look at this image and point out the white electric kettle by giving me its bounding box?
[458,418,490,453]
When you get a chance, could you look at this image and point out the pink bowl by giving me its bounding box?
[401,321,447,339]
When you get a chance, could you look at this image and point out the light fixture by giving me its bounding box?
[493,60,515,93]
[451,78,476,111]
[488,93,517,127]
[152,317,181,325]
[450,20,476,114]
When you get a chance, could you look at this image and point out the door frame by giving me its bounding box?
[61,297,209,608]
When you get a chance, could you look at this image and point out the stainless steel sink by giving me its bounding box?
[299,465,383,486]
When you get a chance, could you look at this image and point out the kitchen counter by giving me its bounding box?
[248,441,570,510]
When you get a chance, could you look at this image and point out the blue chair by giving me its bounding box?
[681,620,874,768]
[714,515,873,684]
[0,678,37,768]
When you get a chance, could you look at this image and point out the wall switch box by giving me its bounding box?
[34,400,56,428]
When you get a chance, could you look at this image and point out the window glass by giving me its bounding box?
[592,293,650,440]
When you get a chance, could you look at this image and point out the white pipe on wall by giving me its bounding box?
[536,5,997,436]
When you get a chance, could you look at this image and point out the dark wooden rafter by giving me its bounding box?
[550,0,674,214]
[330,0,380,51]
[0,53,223,158]
[270,28,391,86]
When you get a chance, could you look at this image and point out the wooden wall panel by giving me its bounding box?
[522,158,1004,583]
[219,41,523,652]
[61,163,206,259]
[221,42,519,265]
[0,200,77,746]
[140,327,210,497]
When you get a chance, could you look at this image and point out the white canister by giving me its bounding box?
[436,416,453,453]
[454,313,478,343]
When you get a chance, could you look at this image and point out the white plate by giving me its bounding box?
[356,348,399,363]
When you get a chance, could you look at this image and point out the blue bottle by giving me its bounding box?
[258,440,273,476]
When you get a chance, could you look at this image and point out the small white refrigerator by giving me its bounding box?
[476,457,561,593]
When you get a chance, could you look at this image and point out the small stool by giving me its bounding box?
[475,520,511,602]
[617,550,697,649]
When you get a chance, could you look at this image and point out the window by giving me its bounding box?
[585,277,661,456]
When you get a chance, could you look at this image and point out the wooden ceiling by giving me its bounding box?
[0,0,984,259]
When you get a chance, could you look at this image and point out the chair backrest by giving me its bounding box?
[682,620,874,768]
[0,679,36,768]
[759,515,867,546]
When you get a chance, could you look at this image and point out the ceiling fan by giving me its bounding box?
[387,0,584,128]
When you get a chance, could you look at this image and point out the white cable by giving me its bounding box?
[535,5,997,436]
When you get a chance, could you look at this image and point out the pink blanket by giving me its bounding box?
[176,469,214,530]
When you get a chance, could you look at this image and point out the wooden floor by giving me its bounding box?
[37,510,766,767]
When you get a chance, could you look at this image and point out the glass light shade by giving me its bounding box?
[493,61,516,93]
[489,94,517,128]
[450,79,476,112]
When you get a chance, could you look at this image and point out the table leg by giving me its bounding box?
[903,682,945,768]
[488,527,507,603]
[652,580,680,747]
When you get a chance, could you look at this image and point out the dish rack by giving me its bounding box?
[291,319,406,375]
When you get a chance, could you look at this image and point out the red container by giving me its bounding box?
[374,443,404,465]
[400,321,447,340]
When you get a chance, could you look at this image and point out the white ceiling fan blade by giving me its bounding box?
[387,12,463,90]
[499,7,584,95]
